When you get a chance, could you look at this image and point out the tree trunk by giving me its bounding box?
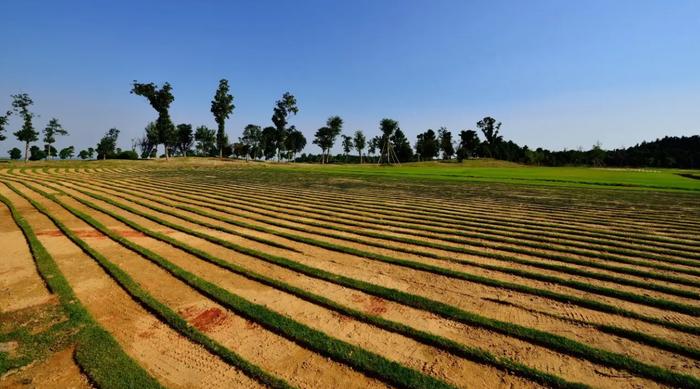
[24,143,29,163]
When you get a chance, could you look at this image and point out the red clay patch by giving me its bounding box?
[365,296,388,315]
[180,307,228,332]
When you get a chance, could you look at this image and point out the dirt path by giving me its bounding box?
[0,182,263,389]
[0,203,52,313]
[0,346,91,389]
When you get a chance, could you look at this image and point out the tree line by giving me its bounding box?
[2,86,697,168]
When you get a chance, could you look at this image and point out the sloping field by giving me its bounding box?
[2,161,700,388]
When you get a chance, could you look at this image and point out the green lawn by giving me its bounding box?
[277,161,700,192]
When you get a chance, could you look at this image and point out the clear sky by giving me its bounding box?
[2,0,699,155]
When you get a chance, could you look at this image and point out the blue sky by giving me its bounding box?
[2,0,699,155]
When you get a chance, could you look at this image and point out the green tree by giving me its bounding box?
[477,117,502,158]
[176,123,194,156]
[271,92,299,161]
[313,116,342,163]
[42,118,68,160]
[8,147,21,160]
[29,145,45,161]
[391,128,413,162]
[456,130,480,161]
[378,118,399,163]
[87,147,95,159]
[59,145,75,160]
[78,149,89,160]
[130,81,176,159]
[11,93,38,163]
[341,134,353,160]
[96,128,120,160]
[438,127,454,160]
[211,79,235,158]
[261,126,277,160]
[240,124,263,160]
[367,135,381,158]
[194,125,216,156]
[44,145,57,158]
[0,110,11,142]
[353,130,366,163]
[415,129,439,161]
[284,128,306,161]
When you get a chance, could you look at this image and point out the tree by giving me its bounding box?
[136,122,159,159]
[176,123,194,156]
[130,81,176,159]
[438,127,455,160]
[391,128,413,162]
[42,118,68,159]
[367,135,381,158]
[261,126,277,160]
[87,147,95,159]
[270,92,299,161]
[96,128,120,160]
[11,93,38,163]
[59,145,75,160]
[477,117,502,157]
[378,118,399,163]
[0,110,11,143]
[341,134,353,159]
[284,128,306,161]
[240,124,263,160]
[211,79,235,158]
[415,129,439,161]
[29,145,45,161]
[44,145,57,159]
[8,147,21,160]
[78,149,90,160]
[353,130,366,163]
[194,125,216,156]
[313,116,342,163]
[456,130,480,161]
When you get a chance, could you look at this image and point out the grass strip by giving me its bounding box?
[22,178,700,389]
[72,176,700,303]
[0,191,163,389]
[14,180,457,389]
[53,177,700,325]
[113,176,700,284]
[167,179,700,262]
[2,182,292,389]
[56,176,700,330]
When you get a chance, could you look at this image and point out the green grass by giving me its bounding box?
[276,162,700,192]
[14,175,700,389]
[0,191,163,389]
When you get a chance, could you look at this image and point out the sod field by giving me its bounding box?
[1,159,699,388]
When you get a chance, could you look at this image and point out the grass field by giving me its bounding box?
[1,159,699,388]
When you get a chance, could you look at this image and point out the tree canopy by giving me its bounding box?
[211,79,235,158]
[43,118,68,160]
[96,128,120,160]
[131,81,176,159]
[11,93,38,163]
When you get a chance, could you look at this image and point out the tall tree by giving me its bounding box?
[240,124,263,160]
[0,110,11,143]
[130,81,176,159]
[211,79,235,158]
[194,125,216,156]
[353,130,366,163]
[284,128,307,161]
[456,130,480,161]
[367,135,381,158]
[313,116,342,163]
[477,117,502,158]
[270,92,299,161]
[176,123,194,156]
[341,134,353,159]
[11,93,38,163]
[261,126,277,160]
[378,118,399,163]
[96,128,120,160]
[415,129,439,161]
[438,127,455,160]
[391,128,413,162]
[42,118,68,160]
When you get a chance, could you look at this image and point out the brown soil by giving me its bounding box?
[0,347,91,389]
